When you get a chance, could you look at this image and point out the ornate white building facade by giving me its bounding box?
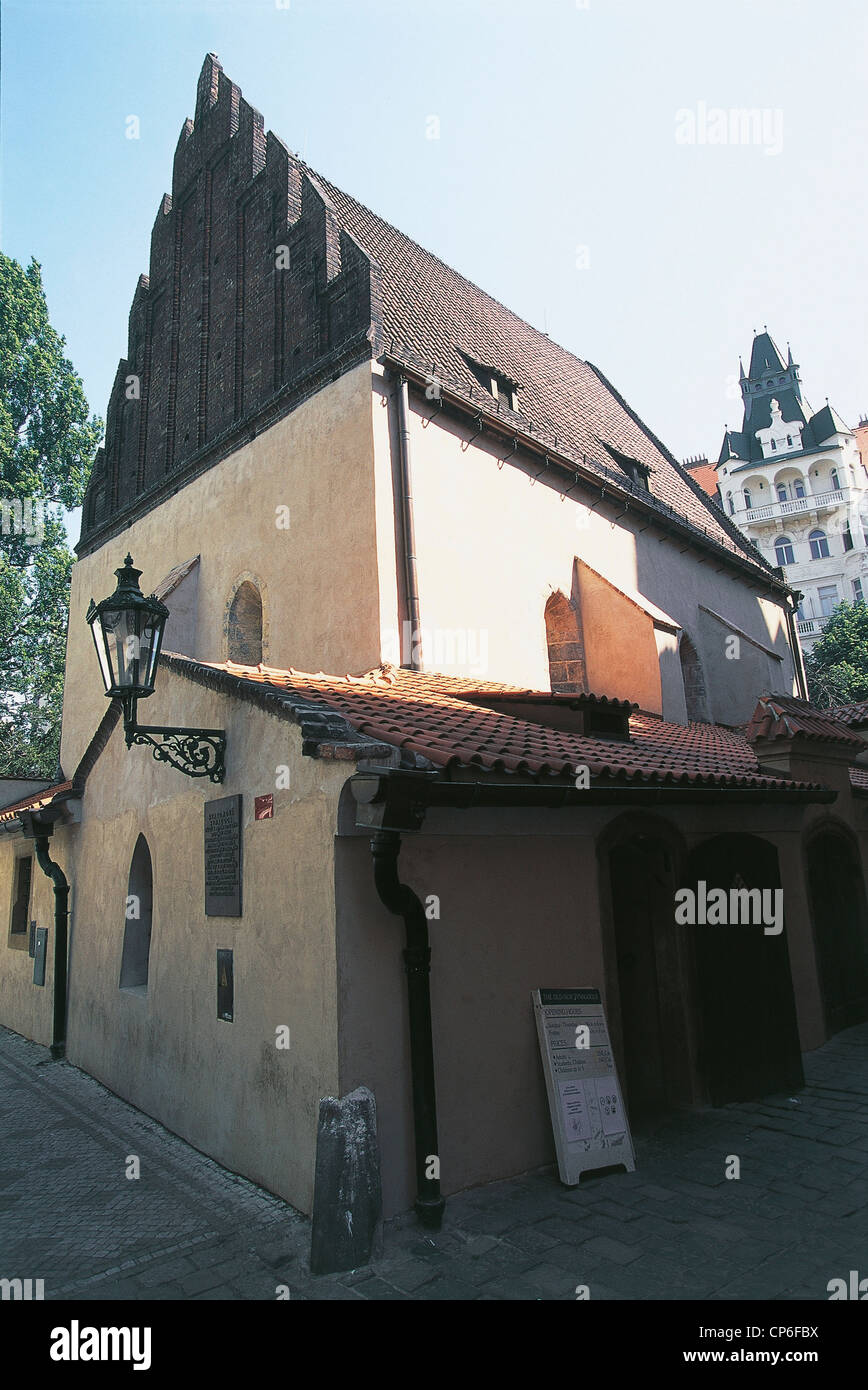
[717,332,868,654]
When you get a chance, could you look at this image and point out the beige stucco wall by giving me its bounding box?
[0,830,71,1047]
[61,665,347,1216]
[575,565,662,712]
[373,371,797,724]
[334,793,845,1218]
[62,360,380,776]
[335,816,607,1218]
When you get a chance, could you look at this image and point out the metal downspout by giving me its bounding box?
[786,593,809,700]
[33,834,70,1060]
[370,828,444,1229]
[394,374,422,671]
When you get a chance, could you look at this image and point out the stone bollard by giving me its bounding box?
[310,1086,383,1276]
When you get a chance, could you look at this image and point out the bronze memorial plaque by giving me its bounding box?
[204,794,242,916]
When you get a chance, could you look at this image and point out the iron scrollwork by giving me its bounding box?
[128,725,226,783]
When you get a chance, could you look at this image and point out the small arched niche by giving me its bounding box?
[227,579,263,665]
[120,834,154,993]
[679,633,710,722]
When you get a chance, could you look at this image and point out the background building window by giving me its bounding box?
[726,493,734,515]
[843,525,854,552]
[743,488,752,510]
[774,536,795,566]
[853,578,864,604]
[10,856,32,935]
[818,585,839,618]
[227,581,263,665]
[776,483,788,502]
[794,479,806,498]
[119,835,154,992]
[831,468,840,490]
[809,529,830,560]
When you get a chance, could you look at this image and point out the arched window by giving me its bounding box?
[794,478,806,498]
[743,488,752,510]
[227,581,263,665]
[544,591,586,694]
[120,835,153,992]
[831,468,840,490]
[774,536,795,567]
[809,530,830,560]
[679,634,709,722]
[776,483,788,502]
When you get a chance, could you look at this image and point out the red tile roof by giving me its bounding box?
[0,781,74,824]
[172,657,821,792]
[685,461,721,500]
[828,701,868,727]
[746,694,865,751]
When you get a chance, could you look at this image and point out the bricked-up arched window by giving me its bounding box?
[227,581,263,665]
[544,591,586,694]
[120,835,153,992]
[679,633,710,723]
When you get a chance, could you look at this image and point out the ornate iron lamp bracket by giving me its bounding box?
[121,694,226,782]
[127,725,226,783]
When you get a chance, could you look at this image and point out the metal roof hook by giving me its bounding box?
[422,395,443,428]
[497,438,518,471]
[560,469,581,502]
[462,416,484,452]
[530,455,551,487]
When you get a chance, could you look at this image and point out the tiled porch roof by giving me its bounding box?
[168,656,822,793]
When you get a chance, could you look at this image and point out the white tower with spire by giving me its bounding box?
[715,330,866,654]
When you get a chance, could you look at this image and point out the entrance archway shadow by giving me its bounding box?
[687,834,803,1105]
[599,815,695,1133]
[805,823,868,1035]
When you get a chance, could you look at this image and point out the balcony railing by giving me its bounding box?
[737,488,847,523]
[796,617,829,637]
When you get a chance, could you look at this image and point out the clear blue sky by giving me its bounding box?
[3,0,867,526]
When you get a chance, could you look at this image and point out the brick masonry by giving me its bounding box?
[79,55,380,558]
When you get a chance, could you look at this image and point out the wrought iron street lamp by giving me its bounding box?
[87,555,226,782]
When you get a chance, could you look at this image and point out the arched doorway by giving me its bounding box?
[605,825,694,1127]
[687,834,803,1104]
[120,834,154,992]
[805,826,868,1034]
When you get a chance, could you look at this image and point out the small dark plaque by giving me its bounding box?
[28,919,37,958]
[204,794,242,916]
[33,928,48,986]
[217,949,234,1021]
[539,988,601,1006]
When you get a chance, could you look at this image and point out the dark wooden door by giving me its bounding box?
[688,834,803,1105]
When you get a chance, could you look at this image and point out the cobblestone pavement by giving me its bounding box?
[1,1022,866,1301]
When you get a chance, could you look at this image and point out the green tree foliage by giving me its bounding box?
[805,599,868,708]
[0,254,102,776]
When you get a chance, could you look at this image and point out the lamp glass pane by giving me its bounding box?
[107,608,143,690]
[140,615,163,690]
[90,615,115,692]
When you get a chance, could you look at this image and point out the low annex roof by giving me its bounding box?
[745,693,867,752]
[161,654,826,794]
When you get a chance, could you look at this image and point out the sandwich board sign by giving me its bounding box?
[532,987,635,1184]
